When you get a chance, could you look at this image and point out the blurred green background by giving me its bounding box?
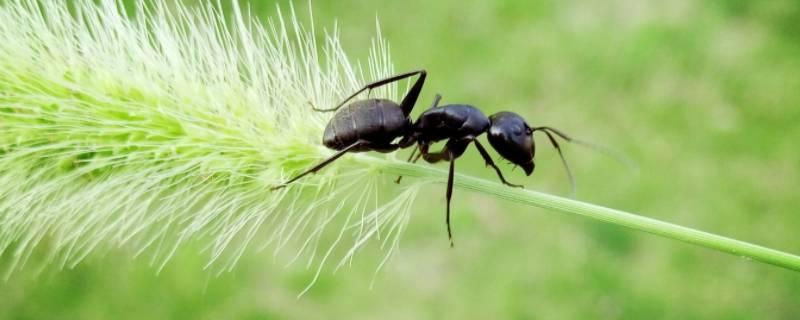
[3,0,800,318]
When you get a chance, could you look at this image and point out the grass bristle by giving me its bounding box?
[0,0,422,287]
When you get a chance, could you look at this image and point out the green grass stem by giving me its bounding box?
[372,157,800,272]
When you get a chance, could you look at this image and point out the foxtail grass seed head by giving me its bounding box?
[0,0,427,288]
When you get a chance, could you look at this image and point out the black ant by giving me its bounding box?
[272,70,576,246]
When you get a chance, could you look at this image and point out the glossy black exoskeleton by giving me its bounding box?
[399,95,575,246]
[271,70,426,188]
[273,70,577,247]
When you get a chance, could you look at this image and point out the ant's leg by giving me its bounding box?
[427,94,442,110]
[410,150,423,163]
[473,140,523,188]
[418,142,447,163]
[533,129,576,196]
[405,146,418,163]
[395,146,422,184]
[420,147,449,163]
[399,70,428,115]
[421,138,470,164]
[445,150,456,247]
[271,140,365,190]
[417,140,460,246]
[312,70,426,113]
[395,147,423,183]
[420,135,475,163]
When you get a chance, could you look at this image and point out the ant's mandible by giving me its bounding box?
[272,70,576,247]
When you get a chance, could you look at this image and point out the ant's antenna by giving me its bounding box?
[537,126,637,172]
[532,127,575,197]
[571,140,638,173]
[533,126,638,197]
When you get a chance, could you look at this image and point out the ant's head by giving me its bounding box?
[487,111,535,175]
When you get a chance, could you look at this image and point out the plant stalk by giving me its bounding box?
[371,157,800,272]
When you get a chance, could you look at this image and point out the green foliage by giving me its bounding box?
[2,0,800,319]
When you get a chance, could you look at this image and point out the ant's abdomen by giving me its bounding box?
[415,104,489,142]
[323,99,409,150]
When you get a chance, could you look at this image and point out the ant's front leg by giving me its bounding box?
[473,140,523,188]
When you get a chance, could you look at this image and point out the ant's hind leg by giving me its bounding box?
[473,140,523,188]
[271,140,365,190]
[312,70,427,113]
